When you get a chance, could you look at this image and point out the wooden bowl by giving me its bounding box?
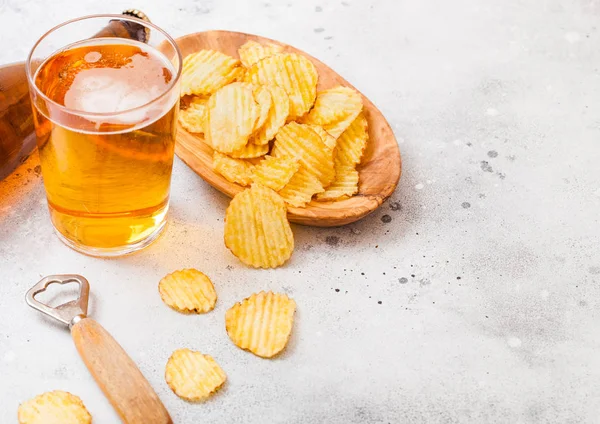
[174,31,401,227]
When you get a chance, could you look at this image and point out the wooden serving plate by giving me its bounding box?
[174,31,401,227]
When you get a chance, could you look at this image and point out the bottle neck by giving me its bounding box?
[92,18,149,43]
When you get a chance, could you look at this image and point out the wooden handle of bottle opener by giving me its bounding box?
[71,317,172,424]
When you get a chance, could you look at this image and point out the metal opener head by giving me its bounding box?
[25,275,90,329]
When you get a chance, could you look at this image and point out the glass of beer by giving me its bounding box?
[26,15,182,256]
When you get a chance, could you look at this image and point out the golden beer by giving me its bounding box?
[29,22,181,255]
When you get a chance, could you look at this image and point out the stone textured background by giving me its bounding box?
[1,0,599,422]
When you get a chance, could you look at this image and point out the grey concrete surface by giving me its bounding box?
[1,0,599,422]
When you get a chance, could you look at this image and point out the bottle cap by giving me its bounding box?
[121,9,151,42]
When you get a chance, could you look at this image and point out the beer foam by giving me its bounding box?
[64,53,165,118]
[84,51,102,63]
[36,38,179,133]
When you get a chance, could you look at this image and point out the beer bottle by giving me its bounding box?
[0,9,150,181]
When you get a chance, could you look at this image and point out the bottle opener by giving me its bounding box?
[26,275,172,424]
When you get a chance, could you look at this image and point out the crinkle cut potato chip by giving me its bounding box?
[178,96,209,134]
[322,106,363,139]
[316,165,359,201]
[206,82,259,153]
[335,112,369,167]
[277,166,324,207]
[238,40,284,68]
[159,268,217,314]
[225,291,296,358]
[181,50,243,96]
[252,155,300,191]
[252,85,272,132]
[306,124,337,151]
[271,122,335,187]
[228,140,270,159]
[165,348,227,401]
[250,85,290,146]
[301,86,363,127]
[18,391,92,424]
[213,152,255,186]
[244,53,318,119]
[224,184,294,268]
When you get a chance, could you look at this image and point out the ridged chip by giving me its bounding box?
[18,391,91,424]
[252,85,272,132]
[335,112,369,167]
[181,50,243,96]
[165,349,226,401]
[178,96,209,133]
[159,269,217,314]
[205,82,259,153]
[224,184,294,268]
[244,53,317,119]
[271,122,335,187]
[250,85,290,146]
[225,291,296,358]
[322,107,363,139]
[228,142,270,159]
[238,40,284,68]
[315,165,359,201]
[213,152,255,186]
[252,155,300,191]
[300,86,363,129]
[306,124,337,151]
[277,166,324,207]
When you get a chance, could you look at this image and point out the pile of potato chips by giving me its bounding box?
[179,41,369,268]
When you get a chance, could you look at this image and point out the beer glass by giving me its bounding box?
[26,15,182,256]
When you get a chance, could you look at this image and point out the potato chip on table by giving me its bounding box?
[271,122,335,188]
[238,40,284,68]
[213,152,256,186]
[18,391,91,424]
[205,82,259,153]
[252,155,300,191]
[165,348,226,401]
[181,50,243,96]
[159,268,217,314]
[244,53,318,119]
[225,291,296,358]
[224,184,294,268]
